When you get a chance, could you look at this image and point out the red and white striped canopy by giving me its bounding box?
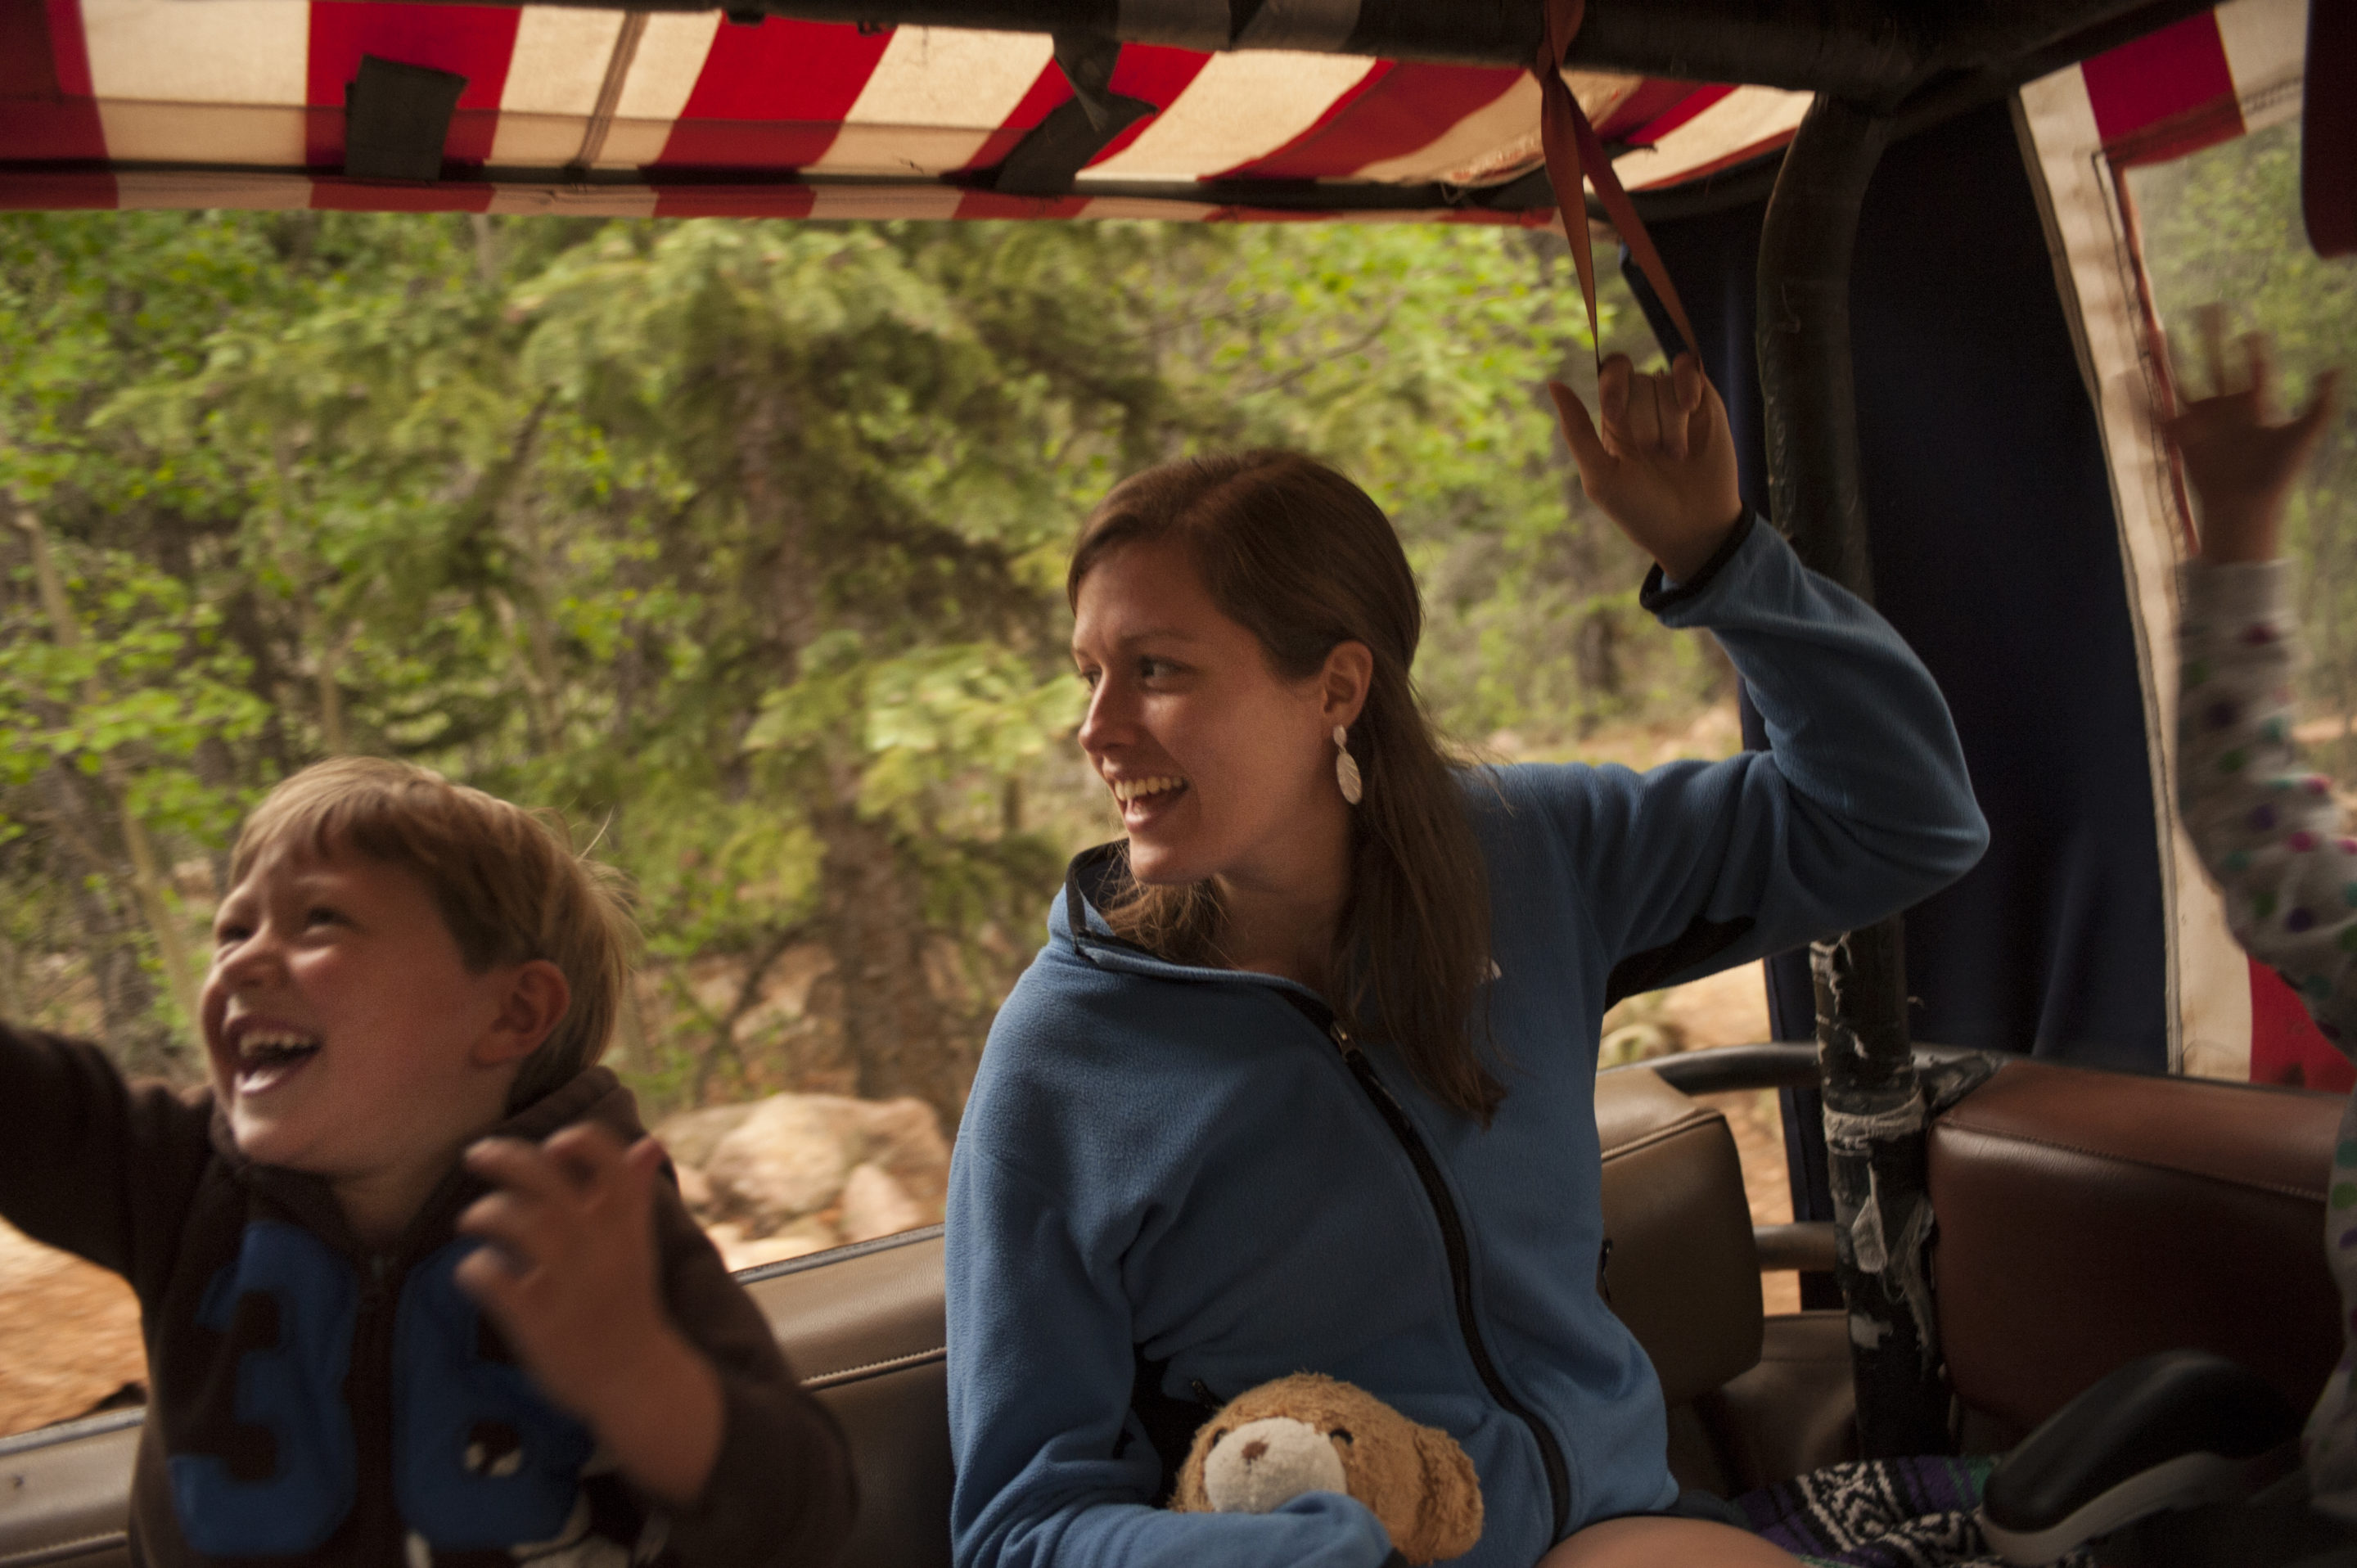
[0,0,2311,220]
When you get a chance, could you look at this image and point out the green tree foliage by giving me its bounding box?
[0,209,1713,1123]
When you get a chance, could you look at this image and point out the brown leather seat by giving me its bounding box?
[1929,1057,2345,1445]
[1596,1066,1765,1407]
[745,1232,952,1568]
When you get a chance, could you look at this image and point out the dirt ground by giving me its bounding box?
[0,962,1796,1440]
[0,1219,146,1438]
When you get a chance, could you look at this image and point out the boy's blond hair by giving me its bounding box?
[228,758,636,1110]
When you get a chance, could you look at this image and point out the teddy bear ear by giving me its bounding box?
[1409,1426,1485,1562]
[1169,1425,1228,1514]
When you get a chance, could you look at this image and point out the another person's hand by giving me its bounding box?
[2163,309,2337,565]
[1549,353,1744,583]
[457,1124,723,1509]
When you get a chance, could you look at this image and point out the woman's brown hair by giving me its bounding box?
[1067,450,1502,1121]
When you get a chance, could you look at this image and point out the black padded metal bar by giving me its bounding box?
[1759,94,1886,593]
[1643,1043,1822,1093]
[1755,1221,1839,1274]
[1755,90,1957,1461]
[1629,1040,2002,1096]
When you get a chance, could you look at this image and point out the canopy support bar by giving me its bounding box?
[352,0,2224,97]
[1756,92,1955,1460]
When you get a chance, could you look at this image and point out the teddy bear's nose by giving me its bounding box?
[1201,1416,1349,1516]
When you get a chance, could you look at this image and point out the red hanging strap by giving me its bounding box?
[1531,0,1703,368]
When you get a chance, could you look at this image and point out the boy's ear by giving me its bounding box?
[475,960,570,1069]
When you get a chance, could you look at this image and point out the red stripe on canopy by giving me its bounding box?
[306,2,522,169]
[1620,83,1736,147]
[1213,58,1396,179]
[959,58,1072,174]
[658,18,894,169]
[1228,62,1522,182]
[1084,44,1216,167]
[33,0,94,101]
[2081,10,2242,166]
[0,2,2306,220]
[0,167,116,210]
[0,0,109,169]
[1590,79,1701,143]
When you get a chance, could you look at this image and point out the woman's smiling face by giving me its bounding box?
[1071,537,1352,892]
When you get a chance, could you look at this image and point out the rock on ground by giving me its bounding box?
[839,1162,929,1243]
[699,1097,854,1232]
[654,1103,758,1171]
[657,1091,950,1249]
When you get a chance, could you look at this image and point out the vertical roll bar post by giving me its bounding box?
[1755,92,1952,1458]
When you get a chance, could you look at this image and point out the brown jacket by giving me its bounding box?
[0,1023,856,1567]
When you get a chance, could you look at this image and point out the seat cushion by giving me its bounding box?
[1700,1309,1860,1494]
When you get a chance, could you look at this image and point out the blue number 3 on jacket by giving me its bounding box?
[168,1223,596,1557]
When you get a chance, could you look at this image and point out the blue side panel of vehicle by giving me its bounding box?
[392,1239,597,1551]
[167,1223,360,1557]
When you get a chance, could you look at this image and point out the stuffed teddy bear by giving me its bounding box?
[1169,1372,1484,1565]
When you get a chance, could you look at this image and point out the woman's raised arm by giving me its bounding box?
[1510,355,1988,990]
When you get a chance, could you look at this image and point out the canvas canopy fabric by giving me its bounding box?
[0,0,2314,219]
[2016,0,2310,1085]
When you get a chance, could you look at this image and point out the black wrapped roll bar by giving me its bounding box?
[1619,1041,2012,1097]
[1752,88,1958,1459]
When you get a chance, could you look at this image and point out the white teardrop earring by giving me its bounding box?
[1333,725,1363,806]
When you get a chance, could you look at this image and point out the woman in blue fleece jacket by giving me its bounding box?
[945,354,1989,1568]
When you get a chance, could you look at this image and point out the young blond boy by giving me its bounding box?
[0,758,856,1566]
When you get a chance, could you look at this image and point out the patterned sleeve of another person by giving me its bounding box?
[2177,555,2357,1521]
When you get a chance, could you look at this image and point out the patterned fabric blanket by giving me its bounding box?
[1733,1456,2094,1568]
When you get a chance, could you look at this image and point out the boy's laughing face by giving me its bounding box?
[201,842,557,1242]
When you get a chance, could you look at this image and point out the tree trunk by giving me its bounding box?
[814,804,971,1129]
[727,365,967,1122]
[0,928,25,1023]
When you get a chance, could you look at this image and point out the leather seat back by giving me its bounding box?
[1930,1058,2344,1444]
[746,1232,951,1568]
[1596,1066,1764,1404]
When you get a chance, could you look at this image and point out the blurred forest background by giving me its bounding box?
[1,112,2346,1145]
[2,90,2346,1445]
[0,208,1722,1133]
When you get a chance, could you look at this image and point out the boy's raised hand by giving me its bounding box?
[1549,352,1745,583]
[456,1124,723,1510]
[2164,310,2337,565]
